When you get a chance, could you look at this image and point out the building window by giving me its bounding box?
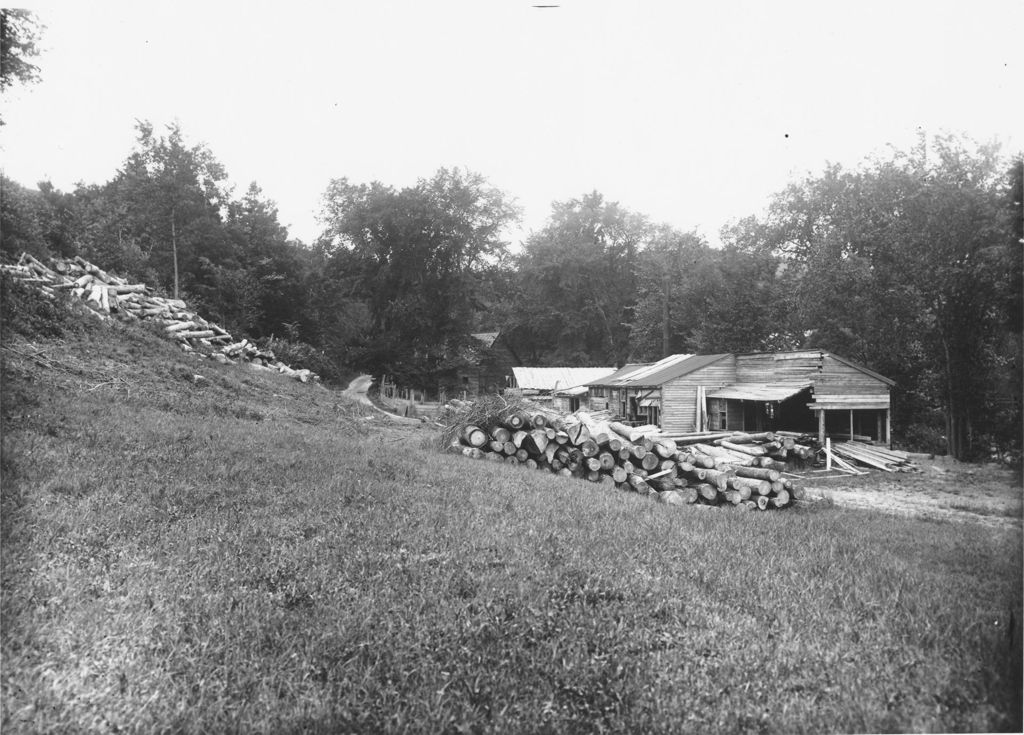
[708,398,728,430]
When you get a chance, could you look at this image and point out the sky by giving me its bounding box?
[1,1,1021,248]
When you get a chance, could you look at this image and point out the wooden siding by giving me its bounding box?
[661,358,737,433]
[736,352,823,383]
[814,355,890,399]
[737,352,890,407]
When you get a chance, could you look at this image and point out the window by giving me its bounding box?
[708,398,728,430]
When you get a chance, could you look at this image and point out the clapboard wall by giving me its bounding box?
[660,357,737,434]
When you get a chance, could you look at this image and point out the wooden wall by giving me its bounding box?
[661,358,737,434]
[815,355,890,399]
[737,352,890,404]
[736,351,822,383]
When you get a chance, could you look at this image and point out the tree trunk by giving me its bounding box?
[171,207,179,300]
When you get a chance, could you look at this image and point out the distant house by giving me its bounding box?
[451,331,522,398]
[509,366,616,411]
[584,350,895,445]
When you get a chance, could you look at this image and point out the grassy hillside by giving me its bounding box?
[2,287,1022,734]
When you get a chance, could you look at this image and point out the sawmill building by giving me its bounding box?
[581,350,895,445]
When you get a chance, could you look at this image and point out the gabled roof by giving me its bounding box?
[512,366,617,391]
[827,353,896,386]
[471,332,500,348]
[736,349,896,387]
[587,353,733,387]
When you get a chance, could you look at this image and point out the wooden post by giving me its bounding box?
[886,408,892,449]
[825,438,832,471]
[849,410,854,443]
[818,408,825,445]
[876,411,883,443]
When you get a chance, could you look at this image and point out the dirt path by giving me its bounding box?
[342,374,422,425]
[341,374,375,406]
[802,457,1022,530]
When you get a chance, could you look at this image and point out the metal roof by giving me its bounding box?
[512,366,616,391]
[553,384,590,396]
[583,363,651,386]
[706,382,812,402]
[588,353,733,387]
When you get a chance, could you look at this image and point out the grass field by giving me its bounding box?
[2,305,1022,733]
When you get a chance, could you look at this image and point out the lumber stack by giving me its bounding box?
[1,252,319,383]
[831,441,918,472]
[446,406,803,511]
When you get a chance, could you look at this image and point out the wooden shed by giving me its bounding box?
[711,350,895,444]
[584,350,895,445]
[510,367,616,411]
[450,331,522,398]
[583,354,734,433]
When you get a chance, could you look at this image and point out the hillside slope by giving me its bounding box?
[1,286,1021,734]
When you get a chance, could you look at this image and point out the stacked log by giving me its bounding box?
[1,252,318,383]
[447,407,802,511]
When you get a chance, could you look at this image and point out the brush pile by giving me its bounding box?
[1,252,318,383]
[442,396,804,510]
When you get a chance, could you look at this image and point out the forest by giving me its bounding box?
[3,122,1020,460]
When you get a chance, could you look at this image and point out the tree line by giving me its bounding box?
[1,122,1020,459]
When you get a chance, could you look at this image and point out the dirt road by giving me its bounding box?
[803,456,1022,529]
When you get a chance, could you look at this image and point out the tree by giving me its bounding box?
[108,121,231,298]
[0,175,48,259]
[743,135,1019,458]
[510,192,647,365]
[0,9,42,124]
[628,225,710,360]
[318,167,518,386]
[219,183,313,337]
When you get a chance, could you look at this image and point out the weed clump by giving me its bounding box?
[0,272,90,340]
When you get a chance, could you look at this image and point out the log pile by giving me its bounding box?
[445,402,804,511]
[1,252,318,383]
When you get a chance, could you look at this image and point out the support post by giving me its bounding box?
[818,408,825,445]
[886,408,892,449]
[825,437,832,471]
[849,409,854,442]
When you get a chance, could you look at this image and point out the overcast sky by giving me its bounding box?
[2,1,1021,247]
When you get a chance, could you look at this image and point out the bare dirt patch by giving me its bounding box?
[803,454,1023,529]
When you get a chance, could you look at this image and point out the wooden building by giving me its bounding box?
[450,331,522,398]
[584,350,895,445]
[583,354,733,434]
[511,367,616,411]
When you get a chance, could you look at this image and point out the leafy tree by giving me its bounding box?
[510,192,646,365]
[628,225,709,360]
[744,135,1020,457]
[318,167,518,386]
[0,9,42,124]
[108,121,232,298]
[0,175,48,259]
[219,183,314,337]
